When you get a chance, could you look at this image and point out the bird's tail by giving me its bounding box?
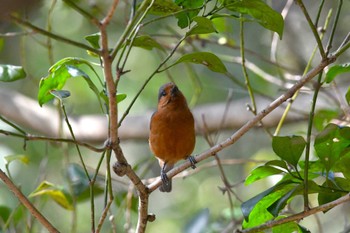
[159,163,174,192]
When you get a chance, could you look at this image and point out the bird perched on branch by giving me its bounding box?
[149,82,196,192]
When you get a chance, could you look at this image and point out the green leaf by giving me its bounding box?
[318,180,343,209]
[272,218,308,233]
[325,63,350,83]
[84,32,101,49]
[0,64,26,82]
[65,163,90,197]
[117,93,127,103]
[314,123,350,172]
[4,154,29,166]
[242,181,297,226]
[314,109,338,131]
[267,185,299,217]
[224,0,284,39]
[272,135,306,167]
[175,0,204,28]
[132,35,164,51]
[0,206,11,223]
[334,155,350,179]
[29,181,73,210]
[345,87,350,105]
[38,57,102,107]
[148,0,182,15]
[245,165,285,185]
[186,16,217,37]
[173,52,227,73]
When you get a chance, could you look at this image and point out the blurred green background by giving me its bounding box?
[1,0,350,232]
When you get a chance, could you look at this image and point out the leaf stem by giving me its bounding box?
[240,17,256,114]
[295,0,326,59]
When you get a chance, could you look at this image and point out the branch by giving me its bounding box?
[237,193,350,233]
[0,169,59,233]
[147,55,336,192]
[10,15,100,54]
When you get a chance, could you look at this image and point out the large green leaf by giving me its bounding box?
[38,57,102,107]
[272,135,306,167]
[172,52,227,73]
[0,64,26,82]
[242,181,297,227]
[314,124,350,172]
[29,181,73,210]
[325,63,350,83]
[186,16,217,37]
[224,0,284,39]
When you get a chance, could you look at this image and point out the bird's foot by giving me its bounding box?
[188,155,197,169]
[160,170,170,185]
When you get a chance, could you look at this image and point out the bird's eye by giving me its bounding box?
[161,90,167,97]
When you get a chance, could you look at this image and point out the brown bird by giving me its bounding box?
[149,82,196,192]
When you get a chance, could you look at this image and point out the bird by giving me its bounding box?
[149,82,196,192]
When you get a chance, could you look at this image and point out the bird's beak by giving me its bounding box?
[170,85,179,97]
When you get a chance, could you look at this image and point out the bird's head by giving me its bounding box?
[157,82,188,109]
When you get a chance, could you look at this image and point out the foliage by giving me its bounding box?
[0,0,349,233]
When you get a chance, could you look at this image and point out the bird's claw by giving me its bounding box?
[160,170,170,185]
[188,155,197,169]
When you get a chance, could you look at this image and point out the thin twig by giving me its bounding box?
[295,0,326,59]
[0,169,59,233]
[10,15,100,54]
[0,129,105,152]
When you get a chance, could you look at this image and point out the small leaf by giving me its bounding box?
[84,32,101,49]
[325,63,350,83]
[132,35,164,51]
[224,0,284,39]
[117,93,127,103]
[0,206,11,223]
[345,86,350,105]
[29,181,73,210]
[0,64,26,82]
[50,90,71,100]
[272,135,306,167]
[186,16,217,37]
[245,165,285,185]
[173,52,227,73]
[4,154,29,166]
